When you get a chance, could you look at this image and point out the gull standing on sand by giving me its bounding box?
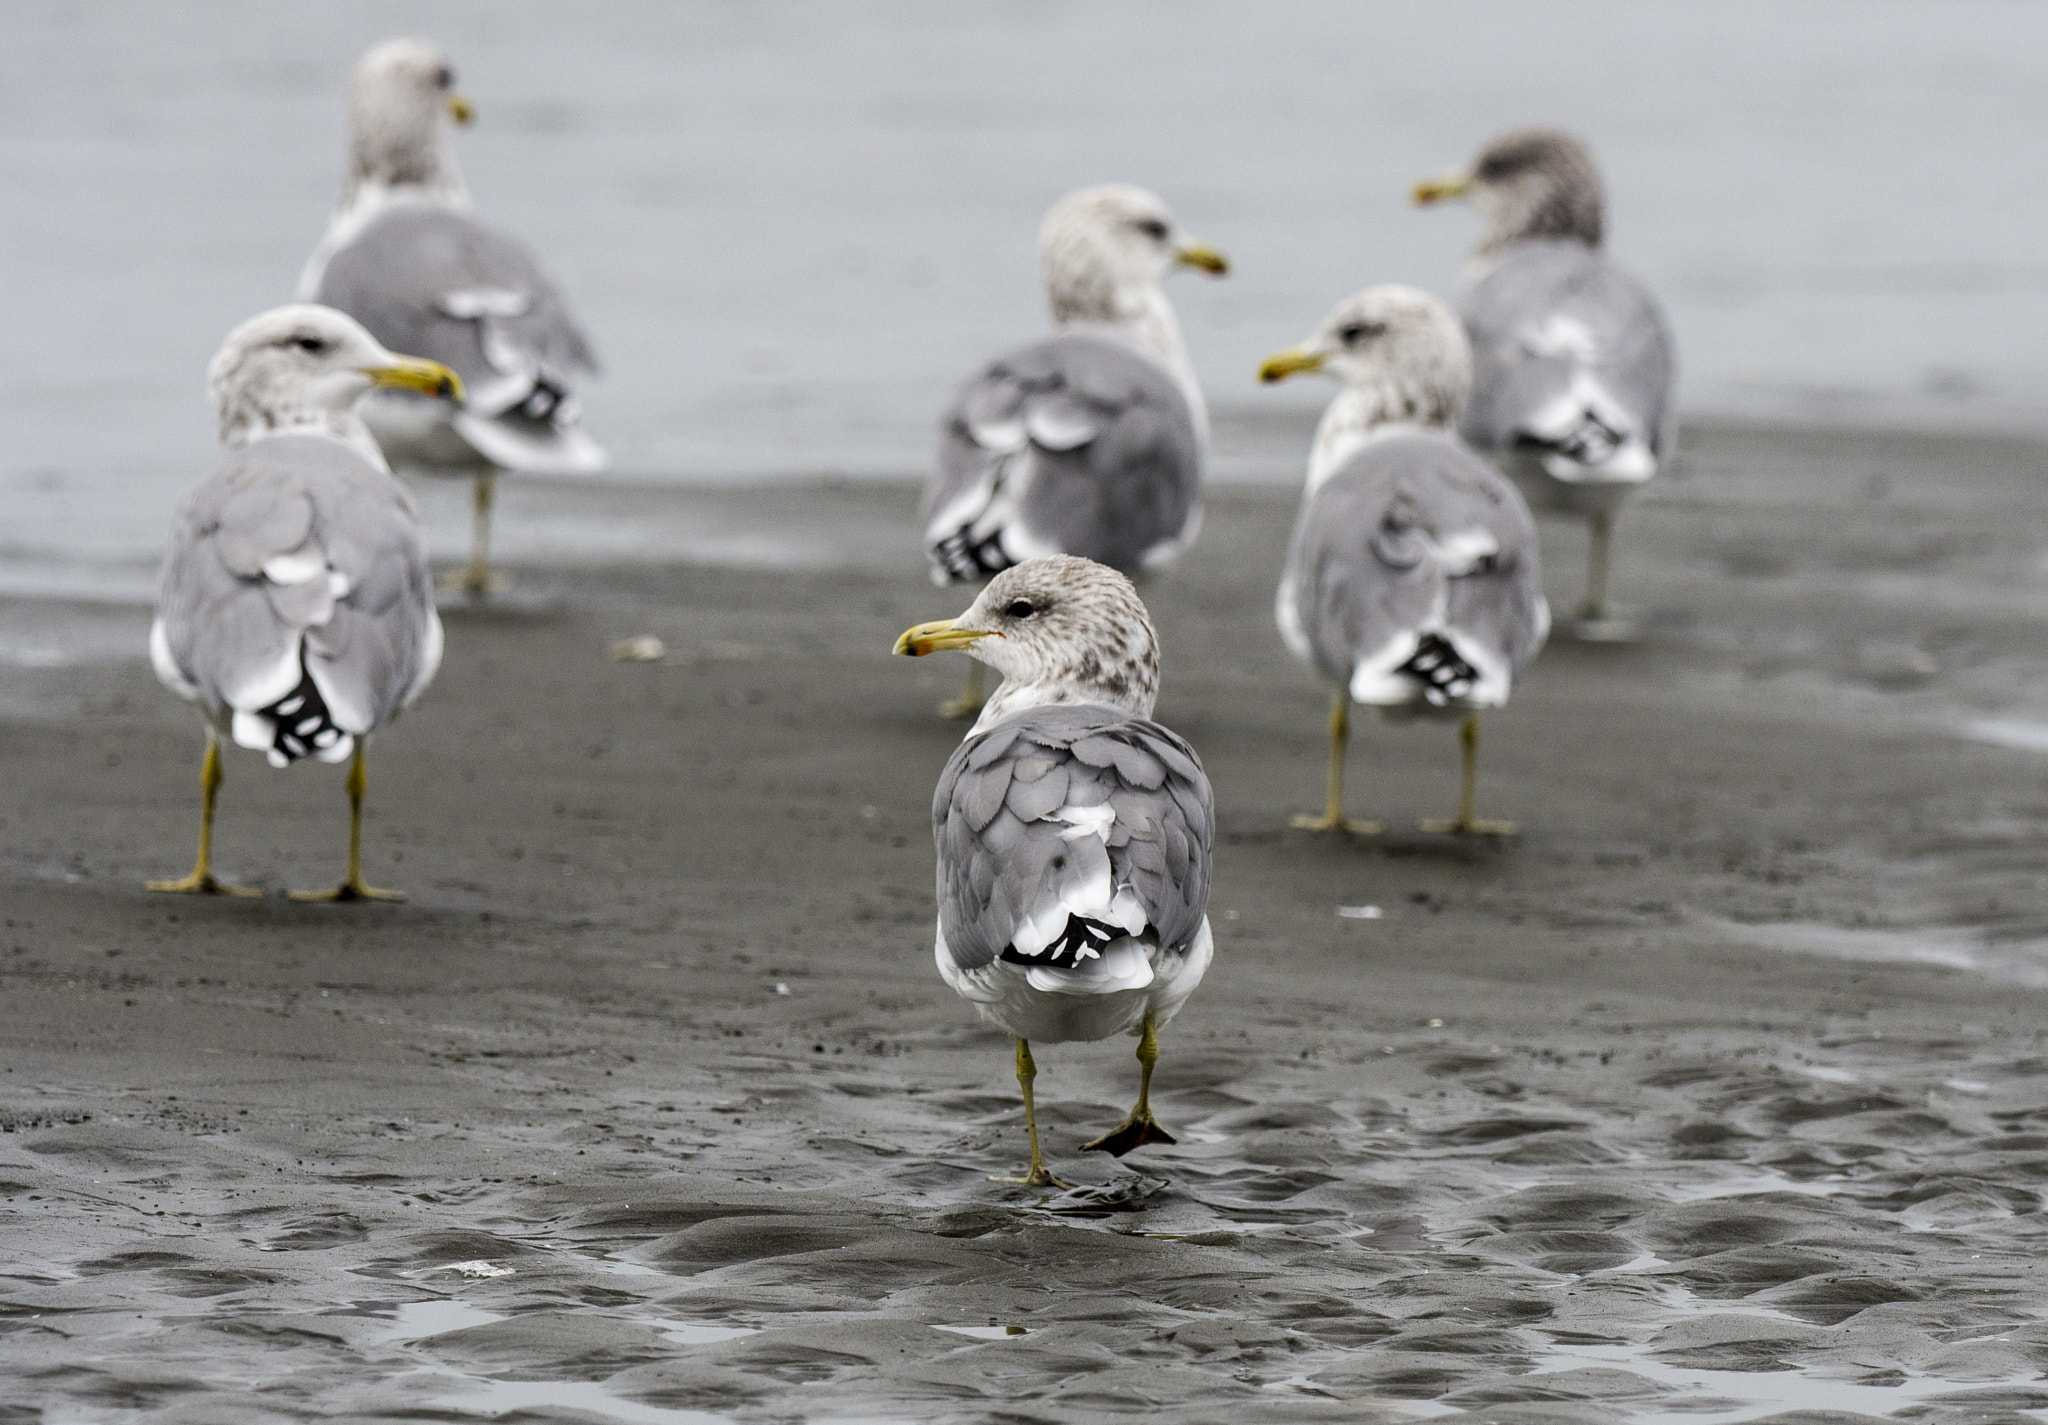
[299,38,604,597]
[1413,129,1674,637]
[1260,287,1547,835]
[149,306,460,901]
[921,185,1228,717]
[895,557,1214,1187]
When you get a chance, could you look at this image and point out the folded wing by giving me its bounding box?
[1459,239,1674,487]
[923,331,1201,585]
[152,435,442,766]
[312,205,605,475]
[933,705,1213,994]
[1280,433,1547,708]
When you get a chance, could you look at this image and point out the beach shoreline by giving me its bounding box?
[5,422,2048,1420]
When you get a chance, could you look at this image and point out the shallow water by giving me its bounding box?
[9,1008,2048,1422]
[7,1,2048,597]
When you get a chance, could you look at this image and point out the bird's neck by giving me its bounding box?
[967,658,1159,738]
[1050,283,1206,438]
[225,408,390,471]
[1307,386,1453,489]
[1475,186,1602,257]
[341,108,468,212]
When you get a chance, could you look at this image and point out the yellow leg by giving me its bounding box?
[1291,693,1382,833]
[288,744,406,903]
[148,733,261,896]
[1419,714,1515,836]
[1578,509,1612,623]
[990,1038,1068,1188]
[466,471,497,597]
[939,658,986,720]
[438,472,508,597]
[1084,1013,1178,1156]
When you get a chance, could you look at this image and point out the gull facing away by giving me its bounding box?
[894,557,1214,1187]
[299,38,604,598]
[1413,128,1674,638]
[1260,287,1548,836]
[921,185,1228,717]
[149,306,459,901]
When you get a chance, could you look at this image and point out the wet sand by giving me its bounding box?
[6,421,2048,1422]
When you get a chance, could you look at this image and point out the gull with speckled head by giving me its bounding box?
[1261,287,1548,835]
[149,306,458,901]
[1414,128,1675,637]
[921,185,1228,718]
[299,38,604,598]
[895,556,1214,1187]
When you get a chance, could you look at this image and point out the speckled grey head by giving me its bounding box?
[1419,127,1604,253]
[346,38,471,197]
[915,555,1162,733]
[208,304,461,452]
[1262,285,1472,427]
[1038,184,1228,327]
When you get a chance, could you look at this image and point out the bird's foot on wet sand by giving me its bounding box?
[287,878,406,903]
[1083,1112,1177,1157]
[1417,815,1516,837]
[1290,812,1384,835]
[990,1165,1072,1189]
[146,870,261,898]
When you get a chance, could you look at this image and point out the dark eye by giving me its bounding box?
[435,65,455,88]
[1134,218,1169,242]
[289,335,326,354]
[1004,599,1037,619]
[1337,321,1385,345]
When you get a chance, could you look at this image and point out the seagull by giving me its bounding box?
[148,305,459,901]
[894,556,1214,1187]
[299,38,604,598]
[1260,286,1548,835]
[921,185,1228,717]
[1413,128,1675,637]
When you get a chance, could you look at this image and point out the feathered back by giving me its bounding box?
[933,705,1212,974]
[924,330,1200,581]
[154,435,440,750]
[1282,432,1546,705]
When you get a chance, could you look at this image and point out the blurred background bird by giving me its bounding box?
[895,556,1214,1187]
[920,185,1227,718]
[299,38,605,599]
[149,305,457,900]
[1261,286,1548,835]
[1413,128,1674,640]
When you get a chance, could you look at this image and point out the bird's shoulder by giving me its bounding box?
[176,436,416,572]
[330,202,545,288]
[937,704,1211,844]
[947,328,1192,456]
[1315,431,1514,510]
[1464,239,1670,343]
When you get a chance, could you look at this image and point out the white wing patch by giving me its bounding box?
[438,287,530,320]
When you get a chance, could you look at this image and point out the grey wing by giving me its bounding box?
[315,206,605,475]
[153,436,440,760]
[1282,435,1546,697]
[923,331,1201,583]
[302,446,442,730]
[932,705,1214,973]
[1459,239,1675,475]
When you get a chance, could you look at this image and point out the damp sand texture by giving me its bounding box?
[6,422,2048,1421]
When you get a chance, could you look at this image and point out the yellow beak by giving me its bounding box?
[447,92,475,125]
[893,619,998,657]
[1258,347,1325,383]
[1175,243,1231,276]
[1411,172,1471,206]
[364,356,465,403]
